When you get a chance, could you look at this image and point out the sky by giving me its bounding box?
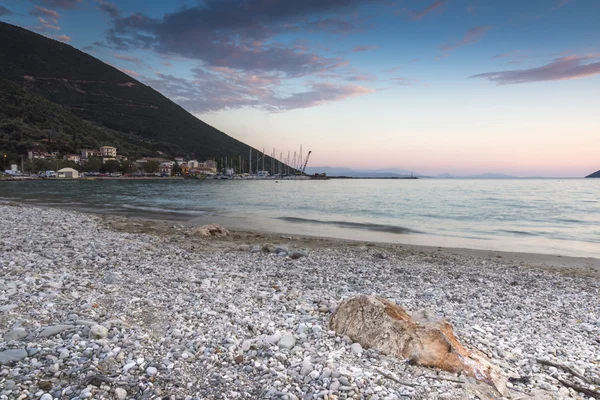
[1,0,599,176]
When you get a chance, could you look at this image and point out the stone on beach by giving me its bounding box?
[88,324,109,339]
[192,224,230,237]
[39,325,74,338]
[3,327,27,342]
[329,295,507,395]
[0,349,28,365]
[277,333,296,349]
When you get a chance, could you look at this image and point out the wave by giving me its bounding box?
[120,204,208,216]
[500,230,540,237]
[277,216,419,234]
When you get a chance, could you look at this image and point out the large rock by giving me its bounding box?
[329,295,507,395]
[192,224,230,238]
[0,349,28,365]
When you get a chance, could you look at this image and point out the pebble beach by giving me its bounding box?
[1,204,599,399]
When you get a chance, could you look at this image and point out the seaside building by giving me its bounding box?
[63,154,81,163]
[100,146,117,158]
[57,168,79,179]
[81,149,102,159]
[159,163,172,175]
[27,148,54,160]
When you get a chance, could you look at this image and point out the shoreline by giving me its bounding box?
[105,213,600,278]
[1,203,599,399]
[4,200,599,275]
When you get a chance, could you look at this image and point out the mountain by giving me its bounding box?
[586,170,600,178]
[305,166,417,177]
[0,77,173,158]
[437,173,514,178]
[0,22,279,166]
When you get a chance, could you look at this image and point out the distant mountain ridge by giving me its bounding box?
[0,22,281,166]
[305,166,417,177]
[437,173,514,178]
[586,170,600,178]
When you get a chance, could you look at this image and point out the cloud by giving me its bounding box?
[98,0,120,18]
[352,45,377,52]
[55,34,71,42]
[101,1,380,112]
[161,61,173,68]
[470,53,600,84]
[493,50,529,65]
[385,65,401,73]
[114,54,142,64]
[0,5,13,16]
[409,58,423,63]
[345,74,376,81]
[439,26,491,51]
[103,1,374,76]
[400,0,447,20]
[556,0,571,8]
[142,69,375,113]
[119,68,140,77]
[30,6,60,19]
[33,17,61,31]
[33,0,81,9]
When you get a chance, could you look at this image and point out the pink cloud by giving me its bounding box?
[119,68,140,77]
[36,17,61,31]
[399,0,447,20]
[352,45,378,53]
[29,6,60,19]
[439,26,492,51]
[114,54,141,64]
[470,53,600,84]
[346,74,376,82]
[55,34,71,42]
[161,61,173,68]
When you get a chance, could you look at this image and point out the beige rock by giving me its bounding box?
[192,224,230,238]
[329,295,507,395]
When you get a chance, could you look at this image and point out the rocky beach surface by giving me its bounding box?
[1,204,599,399]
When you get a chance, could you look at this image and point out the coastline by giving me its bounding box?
[2,203,599,399]
[102,212,600,278]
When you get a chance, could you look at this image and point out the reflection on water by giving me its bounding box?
[1,179,599,257]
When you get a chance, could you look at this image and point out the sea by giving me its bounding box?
[1,178,598,258]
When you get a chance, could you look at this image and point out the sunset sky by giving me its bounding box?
[1,0,599,176]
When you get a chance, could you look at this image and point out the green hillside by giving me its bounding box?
[0,22,279,168]
[0,77,165,160]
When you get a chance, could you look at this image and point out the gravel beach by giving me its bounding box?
[1,204,599,399]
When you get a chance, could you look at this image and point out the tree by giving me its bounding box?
[119,160,136,174]
[144,160,160,173]
[84,157,102,172]
[103,160,120,174]
[172,161,180,176]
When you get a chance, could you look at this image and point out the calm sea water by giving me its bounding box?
[1,179,599,257]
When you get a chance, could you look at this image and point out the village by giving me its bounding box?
[2,145,219,180]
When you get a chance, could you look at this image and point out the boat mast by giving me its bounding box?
[249,149,252,175]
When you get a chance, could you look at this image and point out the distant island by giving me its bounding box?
[586,170,600,178]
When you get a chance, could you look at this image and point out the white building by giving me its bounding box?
[100,146,117,157]
[57,168,79,179]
